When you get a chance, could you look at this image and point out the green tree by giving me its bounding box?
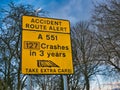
[71,21,101,90]
[92,0,120,72]
[0,2,45,90]
[32,75,62,90]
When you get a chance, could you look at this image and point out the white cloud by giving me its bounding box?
[49,0,92,24]
[49,0,81,24]
[14,0,92,24]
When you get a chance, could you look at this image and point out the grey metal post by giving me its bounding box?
[63,75,68,90]
[27,75,32,90]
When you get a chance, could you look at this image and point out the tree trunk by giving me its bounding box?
[17,62,21,90]
[85,75,90,90]
[60,75,64,90]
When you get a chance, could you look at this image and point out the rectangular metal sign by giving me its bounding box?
[21,16,73,74]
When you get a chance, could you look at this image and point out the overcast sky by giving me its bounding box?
[0,0,96,24]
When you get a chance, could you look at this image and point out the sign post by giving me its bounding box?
[63,75,68,90]
[26,75,32,90]
[21,16,73,75]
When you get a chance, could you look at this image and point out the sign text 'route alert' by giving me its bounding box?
[21,16,73,74]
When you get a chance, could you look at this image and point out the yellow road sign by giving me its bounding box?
[21,16,73,74]
[22,16,70,33]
